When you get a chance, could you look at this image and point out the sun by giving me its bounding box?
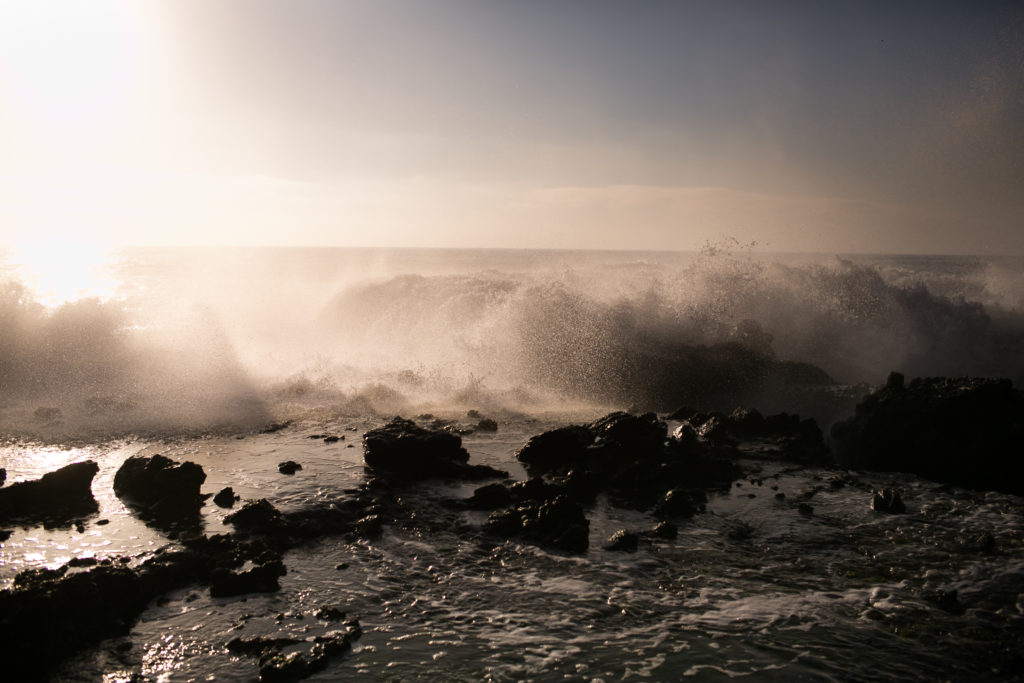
[7,239,119,307]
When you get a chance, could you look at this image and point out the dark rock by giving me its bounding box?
[463,483,512,510]
[604,529,639,552]
[113,454,206,529]
[0,467,5,485]
[486,495,589,553]
[467,409,482,419]
[314,605,346,621]
[476,418,499,431]
[278,461,303,475]
[0,529,11,542]
[797,503,814,516]
[354,514,383,538]
[225,499,287,535]
[363,417,507,482]
[654,488,707,518]
[0,461,99,525]
[323,435,341,444]
[870,488,906,514]
[209,560,286,597]
[831,375,1024,495]
[650,521,678,539]
[515,425,595,476]
[260,421,293,434]
[214,487,239,508]
[68,556,98,568]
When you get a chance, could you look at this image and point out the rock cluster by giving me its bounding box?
[831,373,1024,496]
[0,461,99,526]
[113,454,208,529]
[363,417,508,482]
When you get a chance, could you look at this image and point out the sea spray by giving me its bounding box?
[1,248,1022,438]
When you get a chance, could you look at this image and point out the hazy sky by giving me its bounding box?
[1,0,1022,253]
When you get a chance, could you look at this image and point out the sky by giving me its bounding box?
[0,0,1022,253]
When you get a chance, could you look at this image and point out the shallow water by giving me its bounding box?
[2,415,1020,681]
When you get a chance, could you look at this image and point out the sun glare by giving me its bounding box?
[0,0,146,126]
[8,240,119,307]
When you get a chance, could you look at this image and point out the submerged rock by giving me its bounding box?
[113,454,207,529]
[278,461,303,475]
[0,461,99,525]
[871,488,906,514]
[363,417,507,482]
[604,529,639,552]
[831,374,1024,496]
[209,560,287,597]
[214,487,240,508]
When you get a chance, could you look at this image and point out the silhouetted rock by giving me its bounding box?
[0,461,99,525]
[476,418,499,431]
[214,487,239,508]
[650,521,678,539]
[871,488,906,514]
[654,488,707,518]
[486,495,589,553]
[278,460,303,475]
[354,514,383,538]
[463,482,512,510]
[604,529,639,552]
[225,498,286,535]
[0,467,5,485]
[363,417,507,482]
[114,454,207,529]
[831,374,1024,495]
[209,560,286,597]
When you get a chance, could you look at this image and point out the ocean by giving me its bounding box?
[1,247,1023,680]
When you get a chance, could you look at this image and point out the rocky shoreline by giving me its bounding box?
[1,373,1023,680]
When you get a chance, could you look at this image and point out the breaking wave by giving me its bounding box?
[2,248,1022,437]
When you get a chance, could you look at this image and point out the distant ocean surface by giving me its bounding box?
[1,247,1023,681]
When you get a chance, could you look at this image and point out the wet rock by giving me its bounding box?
[831,374,1024,495]
[650,521,678,539]
[214,487,240,508]
[314,605,346,621]
[225,499,287,535]
[113,454,206,529]
[230,622,361,683]
[209,560,286,597]
[0,461,99,525]
[654,488,707,518]
[260,421,293,434]
[363,417,507,482]
[278,461,303,475]
[486,494,589,554]
[353,514,383,538]
[462,482,512,510]
[515,424,596,476]
[604,529,639,552]
[871,488,906,514]
[0,467,5,485]
[476,418,499,431]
